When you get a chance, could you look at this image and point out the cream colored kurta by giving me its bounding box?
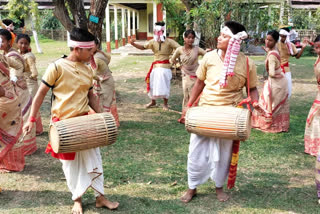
[144,38,180,69]
[197,50,257,107]
[276,42,298,73]
[42,58,93,120]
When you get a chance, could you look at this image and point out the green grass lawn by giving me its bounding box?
[0,40,319,213]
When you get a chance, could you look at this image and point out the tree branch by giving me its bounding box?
[66,0,88,30]
[53,0,74,32]
[88,0,108,47]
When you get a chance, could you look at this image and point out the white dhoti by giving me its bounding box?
[187,134,233,189]
[148,67,172,99]
[285,72,292,98]
[60,148,104,200]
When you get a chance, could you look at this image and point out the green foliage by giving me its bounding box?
[313,8,320,31]
[159,0,187,45]
[161,0,286,48]
[40,10,62,30]
[291,9,313,30]
[6,0,40,30]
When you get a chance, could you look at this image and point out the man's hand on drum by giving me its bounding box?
[178,107,189,124]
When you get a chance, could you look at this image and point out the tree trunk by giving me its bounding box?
[53,0,109,44]
[87,0,108,48]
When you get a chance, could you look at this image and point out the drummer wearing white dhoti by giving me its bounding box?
[130,22,180,110]
[180,21,259,203]
[277,27,307,98]
[23,28,119,213]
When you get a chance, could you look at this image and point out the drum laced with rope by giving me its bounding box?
[185,106,251,141]
[185,57,254,141]
[49,112,118,153]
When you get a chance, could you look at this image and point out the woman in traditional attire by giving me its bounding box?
[0,53,25,172]
[171,29,206,123]
[252,30,289,133]
[0,29,36,155]
[16,34,43,135]
[305,35,320,156]
[91,40,119,127]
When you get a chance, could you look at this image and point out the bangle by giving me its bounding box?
[187,103,193,107]
[29,116,37,123]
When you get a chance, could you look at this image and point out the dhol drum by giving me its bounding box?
[185,106,251,141]
[50,113,117,153]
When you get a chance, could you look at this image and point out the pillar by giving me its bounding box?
[114,5,118,49]
[132,10,136,39]
[105,3,111,53]
[127,9,131,42]
[122,8,125,46]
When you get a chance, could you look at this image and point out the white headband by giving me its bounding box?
[67,40,95,48]
[154,25,165,32]
[221,26,248,40]
[279,29,289,36]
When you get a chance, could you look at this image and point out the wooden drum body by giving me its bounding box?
[185,106,251,141]
[50,113,117,153]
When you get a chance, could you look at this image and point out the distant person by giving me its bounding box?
[91,39,119,127]
[171,29,206,123]
[289,27,298,43]
[277,27,307,98]
[130,21,180,110]
[16,34,43,135]
[252,30,289,133]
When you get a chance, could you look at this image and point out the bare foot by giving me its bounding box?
[180,189,197,203]
[162,105,169,111]
[72,198,83,214]
[216,187,229,202]
[96,195,119,210]
[145,102,156,108]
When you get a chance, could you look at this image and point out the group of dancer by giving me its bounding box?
[1,19,320,214]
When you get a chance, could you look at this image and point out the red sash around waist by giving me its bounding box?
[145,60,170,92]
[280,62,289,73]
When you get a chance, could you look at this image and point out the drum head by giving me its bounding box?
[49,125,60,153]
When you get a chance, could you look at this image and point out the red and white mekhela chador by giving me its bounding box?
[304,57,320,156]
[0,55,25,172]
[43,40,105,200]
[251,50,289,133]
[7,48,36,155]
[143,28,180,99]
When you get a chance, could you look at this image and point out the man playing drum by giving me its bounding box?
[180,21,259,203]
[23,28,119,214]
